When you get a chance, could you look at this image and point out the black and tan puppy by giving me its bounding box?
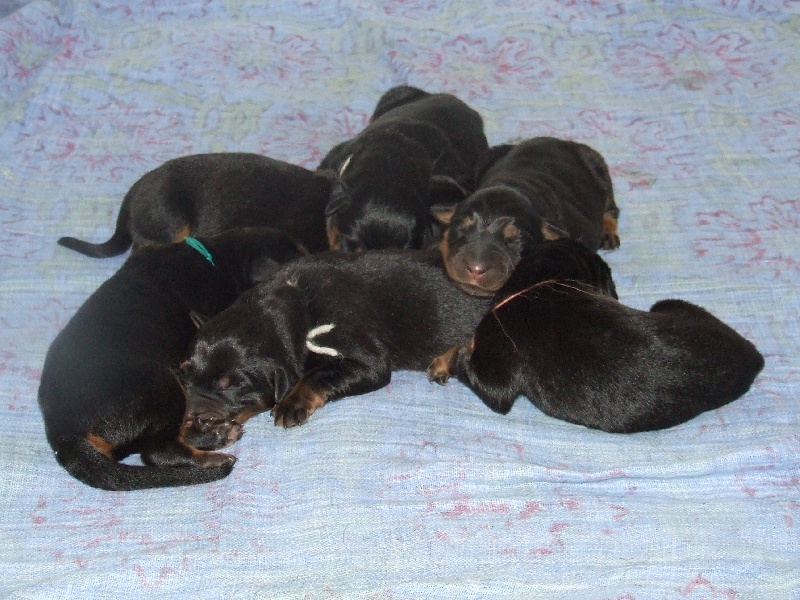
[318,85,488,252]
[428,240,765,433]
[57,153,335,257]
[38,228,306,490]
[179,249,494,443]
[431,137,621,296]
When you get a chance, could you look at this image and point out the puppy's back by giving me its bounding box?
[463,287,764,433]
[279,249,493,370]
[370,90,488,169]
[647,299,765,411]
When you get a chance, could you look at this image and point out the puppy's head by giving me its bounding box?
[325,178,426,252]
[325,130,466,252]
[180,287,303,450]
[500,239,618,300]
[432,186,567,296]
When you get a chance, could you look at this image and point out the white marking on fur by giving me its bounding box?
[306,323,339,357]
[338,155,352,177]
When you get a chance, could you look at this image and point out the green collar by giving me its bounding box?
[184,237,215,266]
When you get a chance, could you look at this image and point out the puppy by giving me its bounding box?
[318,85,488,252]
[431,137,621,296]
[179,249,494,443]
[428,240,765,433]
[57,153,334,257]
[38,228,306,490]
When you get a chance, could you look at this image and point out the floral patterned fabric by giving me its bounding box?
[1,1,798,598]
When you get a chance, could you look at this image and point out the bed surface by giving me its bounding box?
[1,1,798,598]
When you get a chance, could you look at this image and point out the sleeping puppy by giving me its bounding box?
[318,85,488,252]
[431,137,621,296]
[179,249,494,442]
[57,153,334,257]
[38,228,306,490]
[427,240,765,433]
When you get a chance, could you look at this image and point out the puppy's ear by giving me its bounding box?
[428,175,469,207]
[269,366,292,403]
[318,141,351,172]
[421,218,446,249]
[474,143,516,183]
[250,257,282,284]
[325,183,350,217]
[430,203,458,225]
[541,220,570,241]
[190,311,210,329]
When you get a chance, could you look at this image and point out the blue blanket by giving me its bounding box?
[1,1,797,597]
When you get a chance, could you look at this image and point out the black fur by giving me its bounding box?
[38,228,306,490]
[57,153,334,257]
[432,137,620,296]
[180,249,494,438]
[318,85,488,252]
[428,240,765,433]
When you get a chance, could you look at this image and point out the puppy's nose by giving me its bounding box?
[465,261,488,280]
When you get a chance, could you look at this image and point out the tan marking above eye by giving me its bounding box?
[438,229,450,258]
[458,214,476,230]
[541,222,566,241]
[326,221,340,251]
[503,222,520,240]
[172,224,192,243]
[430,205,456,225]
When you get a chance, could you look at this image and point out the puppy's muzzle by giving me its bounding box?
[448,246,513,296]
[182,413,244,450]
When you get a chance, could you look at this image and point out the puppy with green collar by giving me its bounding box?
[38,228,305,490]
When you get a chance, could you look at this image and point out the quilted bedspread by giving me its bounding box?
[1,1,798,598]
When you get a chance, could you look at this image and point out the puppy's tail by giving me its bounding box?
[57,192,133,258]
[53,438,234,491]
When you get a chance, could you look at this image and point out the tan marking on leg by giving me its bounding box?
[233,403,269,425]
[86,433,115,459]
[272,379,329,428]
[185,444,237,468]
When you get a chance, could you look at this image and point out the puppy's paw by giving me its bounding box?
[194,450,237,469]
[272,380,327,428]
[600,214,620,250]
[427,344,461,385]
[600,231,620,250]
[426,360,451,385]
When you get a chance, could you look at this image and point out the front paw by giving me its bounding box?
[427,344,461,385]
[600,214,620,250]
[426,360,451,385]
[271,380,327,428]
[194,450,237,469]
[600,231,620,250]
